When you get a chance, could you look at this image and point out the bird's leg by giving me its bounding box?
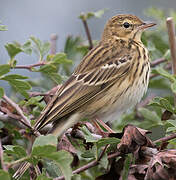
[95,118,116,133]
[92,119,108,137]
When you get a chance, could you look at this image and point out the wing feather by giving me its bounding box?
[34,43,134,130]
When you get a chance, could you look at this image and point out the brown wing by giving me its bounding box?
[34,43,133,130]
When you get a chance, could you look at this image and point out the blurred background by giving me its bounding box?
[1,0,176,64]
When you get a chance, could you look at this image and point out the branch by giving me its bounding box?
[14,61,47,71]
[82,19,93,50]
[166,17,176,105]
[154,132,176,144]
[0,112,26,129]
[150,58,166,67]
[54,151,120,180]
[2,95,31,129]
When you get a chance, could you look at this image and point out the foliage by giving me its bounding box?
[0,8,176,180]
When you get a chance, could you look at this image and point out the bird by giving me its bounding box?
[13,14,156,179]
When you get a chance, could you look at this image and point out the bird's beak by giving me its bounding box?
[138,22,156,30]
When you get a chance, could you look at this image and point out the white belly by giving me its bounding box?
[99,72,149,123]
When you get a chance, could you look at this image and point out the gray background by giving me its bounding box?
[0,0,176,76]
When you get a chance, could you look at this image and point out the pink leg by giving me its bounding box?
[95,118,115,133]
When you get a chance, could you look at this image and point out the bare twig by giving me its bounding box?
[2,95,31,128]
[14,61,47,71]
[50,33,58,54]
[154,132,176,144]
[0,139,8,171]
[150,58,166,67]
[82,19,93,50]
[166,17,176,104]
[0,112,26,129]
[54,151,121,180]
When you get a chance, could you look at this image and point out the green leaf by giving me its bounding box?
[51,53,72,65]
[0,170,10,180]
[8,79,31,98]
[41,42,50,57]
[39,64,57,73]
[81,150,95,158]
[0,64,10,76]
[0,87,4,99]
[32,135,58,149]
[79,9,108,20]
[5,43,22,59]
[171,81,176,94]
[2,74,28,80]
[30,36,50,60]
[159,97,174,113]
[152,67,175,82]
[166,126,176,132]
[36,174,52,180]
[21,40,32,55]
[80,126,100,143]
[122,154,133,180]
[138,108,161,123]
[4,145,27,159]
[0,25,7,31]
[167,120,176,128]
[32,145,56,157]
[96,137,120,149]
[48,73,62,84]
[99,153,108,169]
[45,150,73,180]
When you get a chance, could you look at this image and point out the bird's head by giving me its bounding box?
[102,14,156,42]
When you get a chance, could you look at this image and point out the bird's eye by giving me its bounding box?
[123,22,130,28]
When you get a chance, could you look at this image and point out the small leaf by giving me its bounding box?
[32,145,56,157]
[139,108,161,123]
[0,25,7,31]
[5,43,22,59]
[99,153,108,169]
[45,150,73,180]
[0,64,10,76]
[80,126,99,143]
[167,120,176,128]
[122,154,133,180]
[7,79,31,98]
[2,74,28,80]
[39,64,57,73]
[36,174,52,180]
[32,135,58,149]
[41,42,50,57]
[0,87,4,99]
[152,67,175,82]
[21,40,32,55]
[48,73,62,84]
[51,53,72,65]
[96,137,120,149]
[0,170,10,180]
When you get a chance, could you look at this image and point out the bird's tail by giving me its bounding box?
[13,162,30,179]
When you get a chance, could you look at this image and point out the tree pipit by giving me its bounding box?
[13,14,156,179]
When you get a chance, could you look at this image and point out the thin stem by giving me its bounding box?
[166,17,176,105]
[2,95,31,129]
[14,61,47,71]
[150,58,166,67]
[154,133,176,144]
[7,156,30,168]
[82,19,93,50]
